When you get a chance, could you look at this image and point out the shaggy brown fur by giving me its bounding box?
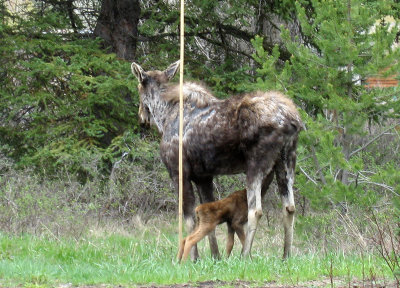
[177,189,248,263]
[163,82,217,108]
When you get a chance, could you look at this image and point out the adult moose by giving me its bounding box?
[131,61,303,260]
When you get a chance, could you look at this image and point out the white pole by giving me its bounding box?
[178,0,185,247]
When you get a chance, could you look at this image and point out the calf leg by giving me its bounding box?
[233,224,246,249]
[180,223,217,262]
[194,177,220,259]
[226,224,235,257]
[227,223,246,257]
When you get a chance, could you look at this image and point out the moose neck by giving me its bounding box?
[144,94,176,134]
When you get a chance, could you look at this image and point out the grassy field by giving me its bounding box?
[0,214,395,288]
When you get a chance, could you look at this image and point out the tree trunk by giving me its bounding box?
[66,0,78,33]
[94,0,140,60]
[257,12,302,62]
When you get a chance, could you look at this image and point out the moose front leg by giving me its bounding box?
[194,177,220,259]
[184,213,199,261]
[176,175,199,261]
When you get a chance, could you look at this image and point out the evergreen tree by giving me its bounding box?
[252,0,400,209]
[0,6,139,177]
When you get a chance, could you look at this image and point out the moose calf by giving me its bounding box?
[177,189,248,262]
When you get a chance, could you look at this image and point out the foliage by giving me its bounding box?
[0,155,99,236]
[1,3,400,286]
[251,0,400,210]
[0,8,139,176]
[0,135,176,235]
[1,0,400,236]
[395,195,400,279]
[136,0,298,96]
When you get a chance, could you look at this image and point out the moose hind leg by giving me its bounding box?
[275,147,297,259]
[194,177,220,259]
[242,154,276,258]
[242,172,264,257]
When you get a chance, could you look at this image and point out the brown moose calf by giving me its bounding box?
[177,189,248,262]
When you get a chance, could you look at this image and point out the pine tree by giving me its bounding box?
[252,0,400,209]
[0,6,139,177]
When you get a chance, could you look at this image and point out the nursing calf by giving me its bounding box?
[177,189,248,262]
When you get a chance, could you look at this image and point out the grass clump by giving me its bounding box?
[0,219,394,287]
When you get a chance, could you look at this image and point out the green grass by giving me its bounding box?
[0,220,394,287]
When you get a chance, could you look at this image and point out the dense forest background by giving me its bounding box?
[0,0,400,265]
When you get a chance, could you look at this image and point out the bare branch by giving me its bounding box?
[298,165,318,185]
[357,180,399,197]
[349,123,400,158]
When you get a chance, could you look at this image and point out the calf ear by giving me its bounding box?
[131,62,148,83]
[164,60,180,81]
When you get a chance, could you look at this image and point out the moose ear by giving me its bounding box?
[131,62,148,83]
[164,60,180,81]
